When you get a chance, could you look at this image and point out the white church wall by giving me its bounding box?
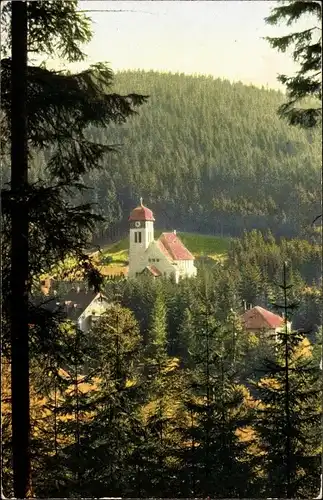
[127,203,197,281]
[128,221,155,277]
[174,259,197,278]
[144,243,176,277]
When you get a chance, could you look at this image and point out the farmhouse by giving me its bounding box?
[62,287,111,333]
[35,285,111,334]
[128,199,197,283]
[241,305,291,340]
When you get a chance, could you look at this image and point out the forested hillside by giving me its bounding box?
[4,70,321,239]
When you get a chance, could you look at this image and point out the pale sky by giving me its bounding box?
[66,0,317,91]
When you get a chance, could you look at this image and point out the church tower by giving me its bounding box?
[128,198,155,277]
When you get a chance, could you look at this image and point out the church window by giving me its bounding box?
[134,231,142,243]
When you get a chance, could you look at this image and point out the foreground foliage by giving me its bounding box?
[265,0,322,128]
[2,257,321,497]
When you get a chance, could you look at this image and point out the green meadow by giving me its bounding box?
[101,231,232,266]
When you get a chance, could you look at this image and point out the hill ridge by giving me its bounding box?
[24,69,321,242]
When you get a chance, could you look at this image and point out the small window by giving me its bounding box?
[138,232,142,243]
[134,232,138,243]
[156,258,160,262]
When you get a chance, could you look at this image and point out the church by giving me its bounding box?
[128,199,197,283]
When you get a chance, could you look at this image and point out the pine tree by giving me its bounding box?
[177,284,255,497]
[139,292,186,496]
[1,2,146,495]
[254,263,321,498]
[28,320,97,497]
[77,304,144,497]
[265,0,322,128]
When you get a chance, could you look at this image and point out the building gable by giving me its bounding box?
[158,232,194,261]
[242,306,285,330]
[79,294,111,321]
[145,240,173,264]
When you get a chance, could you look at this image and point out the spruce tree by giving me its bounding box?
[177,282,255,497]
[254,263,321,498]
[140,292,185,496]
[72,304,144,498]
[28,320,97,497]
[1,1,147,495]
[265,0,322,128]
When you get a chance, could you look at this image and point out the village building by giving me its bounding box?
[241,305,291,341]
[34,286,111,334]
[62,287,111,333]
[128,199,197,283]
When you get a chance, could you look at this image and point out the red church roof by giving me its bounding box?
[242,306,284,330]
[143,265,162,277]
[158,232,195,261]
[129,199,155,222]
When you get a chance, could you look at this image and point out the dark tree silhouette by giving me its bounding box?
[265,0,322,128]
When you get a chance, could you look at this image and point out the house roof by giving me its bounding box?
[63,288,97,308]
[158,232,195,261]
[62,288,108,320]
[156,239,174,261]
[128,199,155,222]
[30,296,62,314]
[28,295,65,328]
[241,306,284,330]
[142,265,162,277]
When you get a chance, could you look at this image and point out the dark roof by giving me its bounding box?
[28,295,65,327]
[62,288,108,320]
[32,284,108,322]
[30,295,62,314]
[63,288,98,310]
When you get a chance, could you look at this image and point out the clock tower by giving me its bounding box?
[128,198,155,277]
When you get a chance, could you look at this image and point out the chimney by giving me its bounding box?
[76,286,81,293]
[173,229,176,236]
[243,300,247,311]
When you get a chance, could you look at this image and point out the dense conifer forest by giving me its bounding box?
[2,259,321,498]
[2,66,321,499]
[2,0,321,497]
[40,71,323,239]
[3,70,320,240]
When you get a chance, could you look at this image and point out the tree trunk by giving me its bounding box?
[10,1,30,497]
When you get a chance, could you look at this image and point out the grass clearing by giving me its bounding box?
[43,232,232,281]
[177,232,231,259]
[101,231,232,264]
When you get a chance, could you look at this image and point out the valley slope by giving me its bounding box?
[26,70,321,240]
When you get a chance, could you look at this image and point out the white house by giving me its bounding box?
[128,199,197,283]
[62,287,112,333]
